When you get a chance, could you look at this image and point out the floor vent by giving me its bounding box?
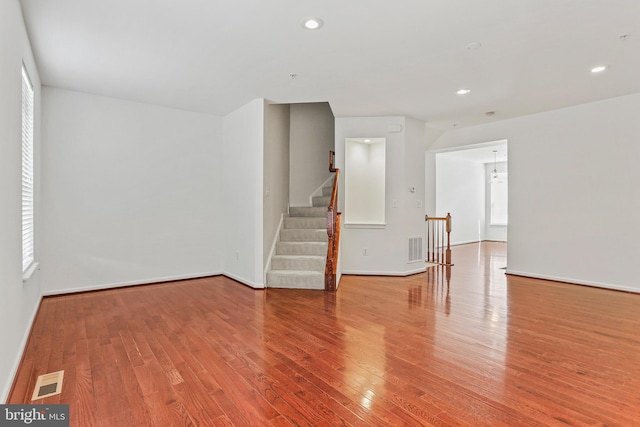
[408,236,423,263]
[31,370,64,401]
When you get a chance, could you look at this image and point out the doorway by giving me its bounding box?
[431,140,508,246]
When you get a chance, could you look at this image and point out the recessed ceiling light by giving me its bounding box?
[456,88,471,95]
[591,65,607,73]
[302,17,324,30]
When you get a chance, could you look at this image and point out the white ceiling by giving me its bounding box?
[19,0,640,130]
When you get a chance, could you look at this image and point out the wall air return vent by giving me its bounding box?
[408,236,423,263]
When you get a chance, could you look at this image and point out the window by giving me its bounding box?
[22,65,35,272]
[490,173,508,225]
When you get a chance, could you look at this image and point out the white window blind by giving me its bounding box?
[22,65,35,272]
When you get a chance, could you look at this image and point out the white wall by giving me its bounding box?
[336,116,427,276]
[0,0,43,402]
[436,154,485,245]
[430,93,640,293]
[404,117,429,253]
[484,161,508,241]
[223,99,265,287]
[423,125,444,217]
[263,103,290,267]
[289,103,335,206]
[41,88,223,294]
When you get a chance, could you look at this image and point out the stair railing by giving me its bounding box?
[425,213,453,266]
[325,150,341,291]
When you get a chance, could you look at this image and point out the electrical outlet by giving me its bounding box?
[363,248,369,256]
[392,199,398,208]
[235,251,239,260]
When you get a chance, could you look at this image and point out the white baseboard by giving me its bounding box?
[342,266,426,277]
[223,272,264,289]
[42,271,223,296]
[2,293,43,403]
[505,269,640,294]
[450,239,481,246]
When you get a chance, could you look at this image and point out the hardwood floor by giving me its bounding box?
[9,242,640,426]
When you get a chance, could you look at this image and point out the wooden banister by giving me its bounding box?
[325,150,340,291]
[425,213,453,266]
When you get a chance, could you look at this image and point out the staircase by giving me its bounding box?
[266,186,332,289]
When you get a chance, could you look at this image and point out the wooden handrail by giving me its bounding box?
[325,150,340,291]
[425,213,453,266]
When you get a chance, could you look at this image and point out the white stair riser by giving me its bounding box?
[322,187,333,196]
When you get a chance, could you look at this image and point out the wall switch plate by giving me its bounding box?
[417,199,423,208]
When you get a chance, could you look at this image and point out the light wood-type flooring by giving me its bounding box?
[8,242,640,425]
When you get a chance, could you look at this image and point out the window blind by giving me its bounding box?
[22,65,35,272]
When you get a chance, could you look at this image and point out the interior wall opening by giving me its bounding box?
[344,137,386,225]
[432,140,508,246]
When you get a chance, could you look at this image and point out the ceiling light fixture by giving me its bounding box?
[490,150,499,183]
[456,88,471,95]
[591,65,607,73]
[302,17,324,30]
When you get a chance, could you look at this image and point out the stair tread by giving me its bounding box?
[283,216,326,228]
[280,228,328,242]
[278,241,327,245]
[268,187,333,291]
[272,255,325,259]
[312,196,331,207]
[289,206,327,217]
[282,228,325,231]
[276,241,327,256]
[276,242,327,248]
